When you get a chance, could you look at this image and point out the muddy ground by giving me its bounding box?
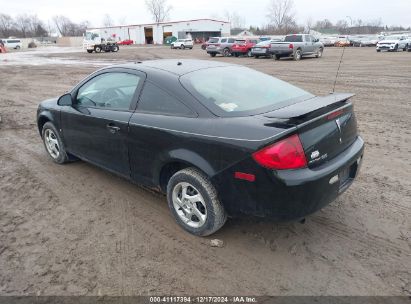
[0,46,410,296]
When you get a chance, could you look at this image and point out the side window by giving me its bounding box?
[228,38,235,43]
[305,36,312,42]
[76,72,141,110]
[221,38,227,43]
[137,82,194,116]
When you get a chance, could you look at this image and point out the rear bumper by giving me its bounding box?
[270,49,293,57]
[213,136,365,220]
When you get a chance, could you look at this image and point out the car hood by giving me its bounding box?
[39,97,59,109]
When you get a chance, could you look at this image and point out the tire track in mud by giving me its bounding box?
[0,129,281,295]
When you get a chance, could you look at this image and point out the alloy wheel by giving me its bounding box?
[172,182,207,228]
[44,129,60,159]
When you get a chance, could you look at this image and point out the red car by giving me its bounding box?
[117,39,133,45]
[231,38,259,57]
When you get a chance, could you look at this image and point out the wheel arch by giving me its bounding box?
[157,150,216,192]
[37,112,54,135]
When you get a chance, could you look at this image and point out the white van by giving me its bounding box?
[1,39,23,49]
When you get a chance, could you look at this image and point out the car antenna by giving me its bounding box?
[332,35,348,93]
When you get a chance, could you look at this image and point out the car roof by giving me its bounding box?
[115,59,236,76]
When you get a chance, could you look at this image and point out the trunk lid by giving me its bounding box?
[264,93,358,168]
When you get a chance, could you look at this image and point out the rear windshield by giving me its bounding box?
[285,35,303,42]
[180,66,313,117]
[208,38,219,43]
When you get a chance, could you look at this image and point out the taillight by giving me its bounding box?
[289,43,294,49]
[252,134,307,170]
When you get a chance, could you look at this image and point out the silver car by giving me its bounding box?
[206,37,236,57]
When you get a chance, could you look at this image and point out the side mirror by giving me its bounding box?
[57,93,73,106]
[314,38,319,42]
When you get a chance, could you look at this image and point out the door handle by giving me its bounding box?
[106,123,120,133]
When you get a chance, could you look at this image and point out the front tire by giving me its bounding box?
[315,48,323,58]
[87,50,93,53]
[223,48,230,57]
[167,168,227,236]
[94,46,101,53]
[111,45,119,52]
[181,45,185,50]
[42,122,69,164]
[210,53,216,57]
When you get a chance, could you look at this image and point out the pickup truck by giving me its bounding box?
[269,34,324,60]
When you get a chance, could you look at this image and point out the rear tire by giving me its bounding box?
[223,48,230,57]
[42,122,69,164]
[293,49,302,61]
[254,55,260,59]
[247,50,252,57]
[210,53,216,57]
[87,50,93,53]
[275,55,281,60]
[181,45,185,50]
[167,168,227,236]
[94,46,101,53]
[111,45,119,52]
[404,44,408,51]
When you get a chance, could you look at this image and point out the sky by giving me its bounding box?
[1,0,410,28]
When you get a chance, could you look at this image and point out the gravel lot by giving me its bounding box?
[0,46,410,296]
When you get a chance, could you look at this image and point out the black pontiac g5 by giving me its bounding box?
[37,60,364,236]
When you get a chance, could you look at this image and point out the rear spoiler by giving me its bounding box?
[265,93,354,120]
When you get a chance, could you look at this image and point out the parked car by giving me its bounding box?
[1,38,22,49]
[231,38,259,57]
[206,37,236,57]
[269,34,324,60]
[36,59,364,236]
[376,35,410,52]
[251,39,282,58]
[117,39,134,45]
[201,41,208,50]
[171,39,193,49]
[319,36,337,47]
[335,36,351,47]
[350,35,379,47]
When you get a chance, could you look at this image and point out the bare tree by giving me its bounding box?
[102,14,114,27]
[15,14,31,37]
[145,0,172,23]
[53,15,88,36]
[266,0,297,34]
[305,17,313,33]
[0,13,15,37]
[224,11,246,29]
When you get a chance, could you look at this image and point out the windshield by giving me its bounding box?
[208,38,219,43]
[285,35,303,42]
[256,40,271,46]
[384,36,401,40]
[180,66,313,117]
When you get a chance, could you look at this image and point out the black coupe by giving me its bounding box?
[37,59,364,236]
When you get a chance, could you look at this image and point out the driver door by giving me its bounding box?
[60,69,145,177]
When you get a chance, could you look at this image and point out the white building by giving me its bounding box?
[87,19,231,44]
